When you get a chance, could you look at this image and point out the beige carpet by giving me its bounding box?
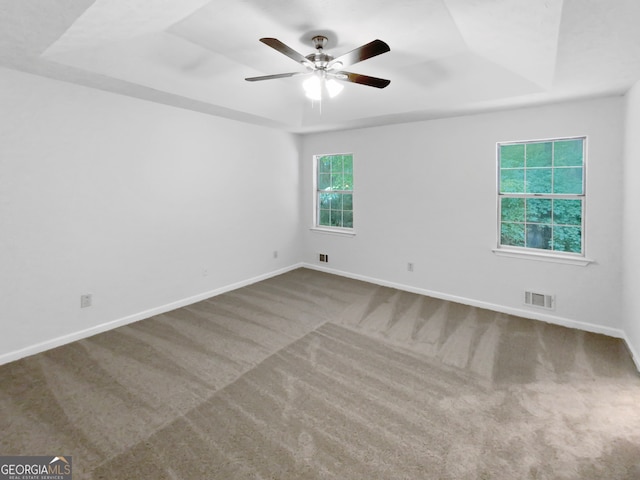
[1,268,639,479]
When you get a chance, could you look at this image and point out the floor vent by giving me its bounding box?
[524,291,554,309]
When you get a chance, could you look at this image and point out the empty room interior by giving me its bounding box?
[2,0,640,478]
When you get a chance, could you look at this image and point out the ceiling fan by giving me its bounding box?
[245,36,390,99]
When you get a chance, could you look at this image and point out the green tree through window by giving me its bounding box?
[498,138,585,254]
[316,153,353,229]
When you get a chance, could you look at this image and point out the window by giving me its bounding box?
[498,137,585,256]
[315,153,354,230]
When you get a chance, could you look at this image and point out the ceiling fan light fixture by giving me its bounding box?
[326,78,344,97]
[303,75,321,100]
[303,74,343,100]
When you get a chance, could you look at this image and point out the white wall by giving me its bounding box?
[302,98,625,336]
[623,82,640,367]
[0,67,302,362]
[0,66,630,364]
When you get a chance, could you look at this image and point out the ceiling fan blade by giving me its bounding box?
[336,71,391,89]
[245,72,309,82]
[259,38,315,68]
[328,39,390,69]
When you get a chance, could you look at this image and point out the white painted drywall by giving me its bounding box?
[622,82,640,367]
[0,67,302,360]
[301,97,625,335]
[0,66,630,363]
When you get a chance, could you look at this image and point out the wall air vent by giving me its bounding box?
[524,291,554,310]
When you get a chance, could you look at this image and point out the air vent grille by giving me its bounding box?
[524,291,554,309]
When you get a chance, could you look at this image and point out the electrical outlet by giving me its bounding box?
[80,294,92,308]
[407,262,414,272]
[319,253,328,263]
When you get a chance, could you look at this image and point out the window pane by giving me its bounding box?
[343,156,353,174]
[331,156,344,172]
[319,192,332,209]
[330,210,343,227]
[343,210,353,228]
[318,156,332,173]
[526,198,552,223]
[553,167,583,194]
[526,224,552,250]
[332,173,345,190]
[553,226,582,253]
[500,169,525,193]
[501,197,524,222]
[501,223,525,247]
[497,138,585,256]
[343,193,353,210]
[319,209,331,226]
[527,142,552,167]
[343,174,354,190]
[318,173,331,190]
[316,153,353,230]
[526,168,552,193]
[554,139,583,167]
[331,193,343,211]
[553,199,582,226]
[501,144,525,168]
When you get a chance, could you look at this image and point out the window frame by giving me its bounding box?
[494,136,593,266]
[311,152,356,236]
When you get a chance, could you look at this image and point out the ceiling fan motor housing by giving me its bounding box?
[312,35,328,50]
[306,36,334,69]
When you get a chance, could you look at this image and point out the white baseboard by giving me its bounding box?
[5,262,637,374]
[301,263,628,340]
[0,263,304,366]
[622,332,640,373]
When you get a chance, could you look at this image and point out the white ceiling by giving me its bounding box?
[2,0,640,133]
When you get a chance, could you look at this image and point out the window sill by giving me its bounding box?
[310,227,356,237]
[492,248,594,266]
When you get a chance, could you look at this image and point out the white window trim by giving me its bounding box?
[312,152,356,235]
[492,247,594,266]
[310,226,357,237]
[495,135,592,265]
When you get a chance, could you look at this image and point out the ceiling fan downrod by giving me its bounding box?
[306,36,335,70]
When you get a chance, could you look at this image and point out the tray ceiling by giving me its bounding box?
[2,0,640,133]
